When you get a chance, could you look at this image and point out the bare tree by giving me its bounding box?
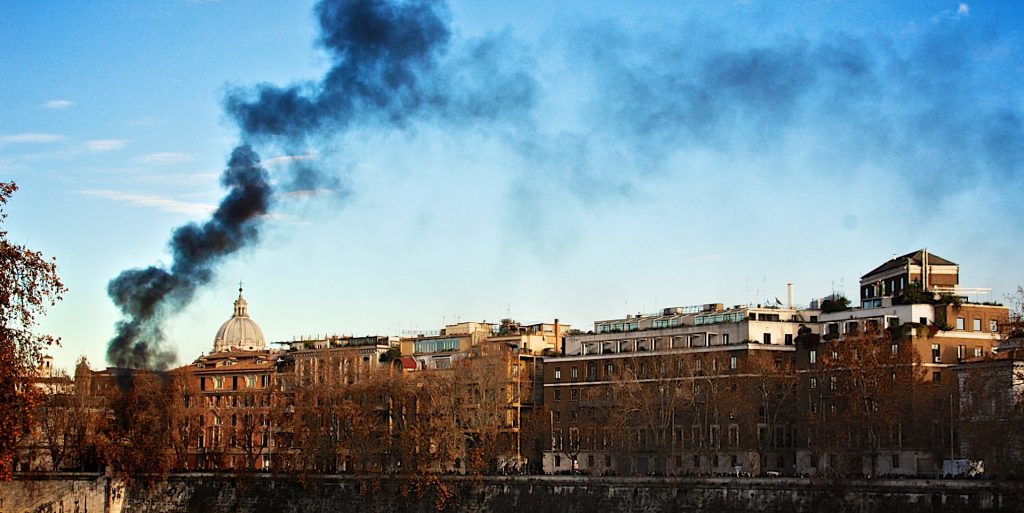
[957,356,1024,477]
[805,330,932,476]
[167,366,203,471]
[100,372,174,480]
[740,351,798,473]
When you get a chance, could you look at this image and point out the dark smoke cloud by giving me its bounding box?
[224,0,536,192]
[559,20,1023,198]
[107,146,271,369]
[107,0,536,368]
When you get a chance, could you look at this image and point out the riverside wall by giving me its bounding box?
[2,474,1022,513]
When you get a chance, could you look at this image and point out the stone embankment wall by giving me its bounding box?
[3,474,1022,513]
[0,473,124,513]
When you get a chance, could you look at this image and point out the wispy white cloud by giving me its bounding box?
[0,133,65,144]
[933,3,969,21]
[265,153,318,166]
[86,139,129,151]
[127,117,160,127]
[42,100,74,110]
[135,152,191,164]
[281,188,334,199]
[78,189,215,215]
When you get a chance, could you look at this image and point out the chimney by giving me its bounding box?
[553,318,561,354]
[787,283,794,309]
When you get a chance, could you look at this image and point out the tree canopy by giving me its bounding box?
[0,182,66,479]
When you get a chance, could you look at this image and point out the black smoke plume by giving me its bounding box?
[106,0,534,369]
[107,146,271,369]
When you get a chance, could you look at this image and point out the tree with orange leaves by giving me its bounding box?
[0,182,67,479]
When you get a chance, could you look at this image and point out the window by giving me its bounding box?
[974,347,983,358]
[605,363,614,376]
[553,411,560,422]
[973,318,982,332]
[570,388,579,401]
[809,350,817,365]
[722,333,730,344]
[920,317,928,326]
[784,334,793,345]
[414,337,461,353]
[932,344,941,363]
[991,320,999,332]
[892,453,900,469]
[728,424,740,447]
[261,374,270,387]
[933,372,942,384]
[246,376,255,388]
[891,343,899,355]
[956,317,965,330]
[214,377,224,389]
[554,455,561,467]
[554,368,561,381]
[571,367,579,381]
[730,356,738,370]
[809,377,817,389]
[957,345,966,361]
[553,389,561,402]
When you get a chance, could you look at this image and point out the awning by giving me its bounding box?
[400,357,418,371]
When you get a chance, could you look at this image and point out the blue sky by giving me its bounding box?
[2,1,1022,371]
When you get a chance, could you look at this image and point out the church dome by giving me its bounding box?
[213,287,266,352]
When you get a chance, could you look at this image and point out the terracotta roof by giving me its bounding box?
[861,249,957,279]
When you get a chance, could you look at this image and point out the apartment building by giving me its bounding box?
[542,304,819,476]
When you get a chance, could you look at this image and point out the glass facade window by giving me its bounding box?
[414,337,461,353]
